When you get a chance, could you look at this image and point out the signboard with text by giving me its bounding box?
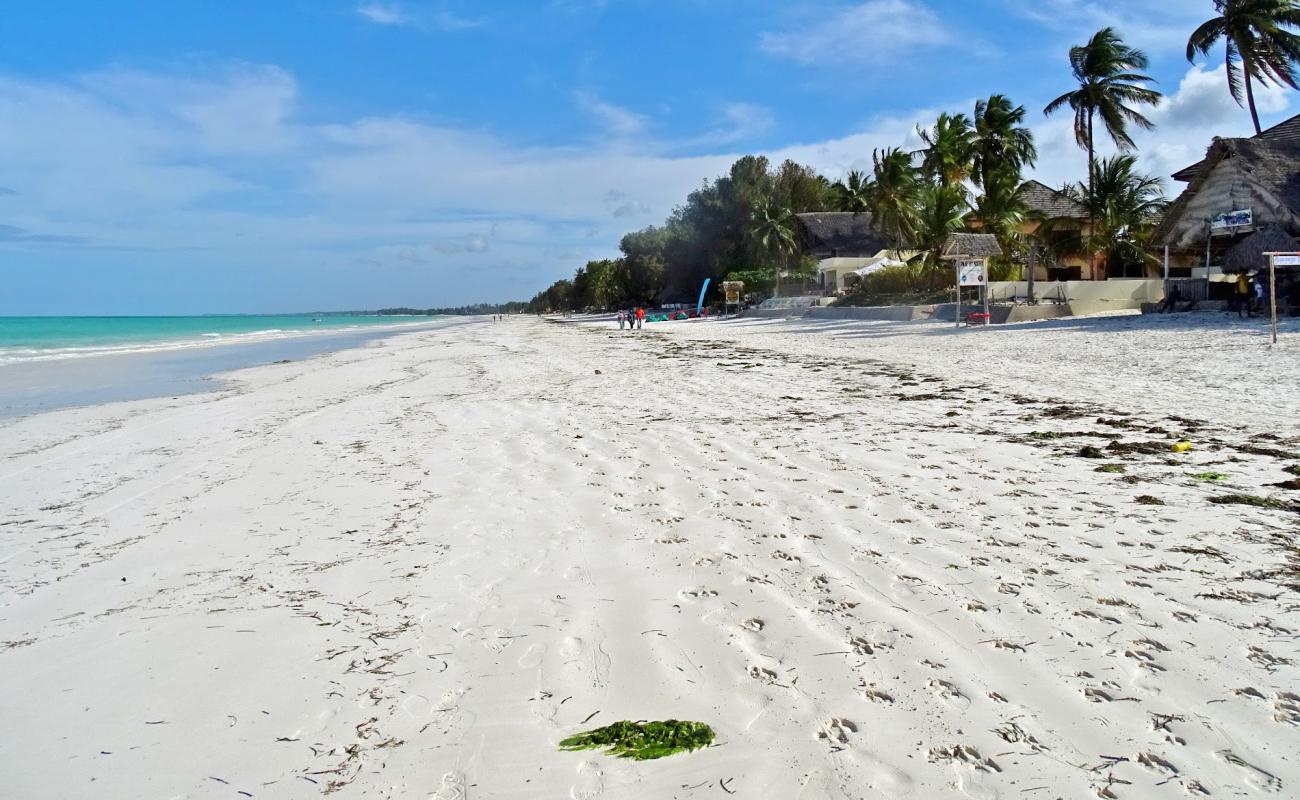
[1211,208,1253,234]
[957,260,986,286]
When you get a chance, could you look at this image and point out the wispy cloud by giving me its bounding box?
[1000,0,1208,53]
[573,91,649,137]
[356,2,409,26]
[760,0,959,65]
[355,2,485,32]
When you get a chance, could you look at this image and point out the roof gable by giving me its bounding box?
[1020,179,1087,219]
[1172,113,1300,182]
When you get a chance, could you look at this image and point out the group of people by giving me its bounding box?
[616,307,646,330]
[1233,272,1269,318]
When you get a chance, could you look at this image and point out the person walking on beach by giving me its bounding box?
[617,309,626,330]
[636,307,645,329]
[1235,273,1253,317]
[1255,276,1268,317]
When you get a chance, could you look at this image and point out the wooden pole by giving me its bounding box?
[1270,256,1279,346]
[982,258,990,322]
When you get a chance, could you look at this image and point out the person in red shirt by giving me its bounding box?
[635,307,645,329]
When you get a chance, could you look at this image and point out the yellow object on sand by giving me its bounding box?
[1172,440,1193,453]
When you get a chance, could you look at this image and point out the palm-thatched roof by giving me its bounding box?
[1154,136,1300,247]
[794,212,887,258]
[1222,226,1300,272]
[941,233,1002,259]
[1020,180,1087,219]
[1172,114,1300,182]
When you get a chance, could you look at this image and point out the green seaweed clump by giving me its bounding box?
[1208,494,1293,511]
[1078,445,1106,459]
[1284,464,1300,476]
[1029,431,1063,440]
[1134,495,1165,506]
[1192,471,1229,482]
[1095,464,1126,474]
[559,720,715,760]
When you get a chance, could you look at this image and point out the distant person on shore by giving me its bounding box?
[1159,282,1182,313]
[636,307,645,329]
[617,309,626,330]
[1255,276,1268,315]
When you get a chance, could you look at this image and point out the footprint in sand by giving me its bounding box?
[816,718,858,744]
[739,618,765,632]
[927,679,970,709]
[430,771,466,800]
[484,628,514,654]
[517,642,546,669]
[1217,750,1283,792]
[570,760,604,799]
[1274,692,1300,725]
[748,665,778,684]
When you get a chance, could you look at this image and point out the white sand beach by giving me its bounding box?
[2,314,1298,799]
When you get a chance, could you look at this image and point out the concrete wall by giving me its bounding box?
[985,279,1164,308]
[805,305,939,322]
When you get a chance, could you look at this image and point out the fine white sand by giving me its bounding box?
[2,313,1297,799]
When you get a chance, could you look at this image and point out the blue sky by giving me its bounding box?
[1,0,1295,314]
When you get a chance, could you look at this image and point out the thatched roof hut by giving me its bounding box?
[941,233,1002,260]
[794,212,887,258]
[1155,136,1300,248]
[1222,227,1300,272]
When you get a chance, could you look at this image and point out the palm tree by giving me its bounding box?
[974,169,1033,279]
[1187,0,1300,135]
[749,195,798,296]
[916,112,976,188]
[1044,28,1163,195]
[912,183,972,289]
[868,147,922,248]
[832,169,873,213]
[973,95,1038,194]
[1063,155,1167,278]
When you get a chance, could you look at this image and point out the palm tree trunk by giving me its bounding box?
[1245,69,1262,136]
[1087,110,1096,281]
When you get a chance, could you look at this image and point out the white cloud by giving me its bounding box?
[573,91,649,137]
[760,1,958,65]
[1000,0,1209,52]
[356,2,484,31]
[356,2,409,26]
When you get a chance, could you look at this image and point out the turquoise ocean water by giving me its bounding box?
[0,314,436,364]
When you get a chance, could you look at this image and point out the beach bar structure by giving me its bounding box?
[1155,115,1300,301]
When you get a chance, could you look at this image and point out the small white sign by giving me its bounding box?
[1272,254,1300,266]
[957,260,985,285]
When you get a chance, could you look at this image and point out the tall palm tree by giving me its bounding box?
[912,183,972,289]
[974,170,1032,279]
[1063,155,1167,278]
[1187,0,1300,135]
[832,169,873,213]
[749,195,798,296]
[868,147,922,248]
[973,95,1038,194]
[1044,28,1163,195]
[916,112,976,188]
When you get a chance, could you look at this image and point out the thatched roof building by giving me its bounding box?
[941,233,1002,259]
[1020,180,1087,220]
[1156,136,1300,249]
[1222,227,1300,272]
[795,212,887,258]
[1171,114,1300,182]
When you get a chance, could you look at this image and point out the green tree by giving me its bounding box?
[868,147,922,248]
[831,169,873,213]
[912,183,972,289]
[749,194,799,296]
[972,95,1038,194]
[974,170,1033,279]
[916,112,976,188]
[1044,28,1163,201]
[1188,0,1300,135]
[1062,154,1167,278]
